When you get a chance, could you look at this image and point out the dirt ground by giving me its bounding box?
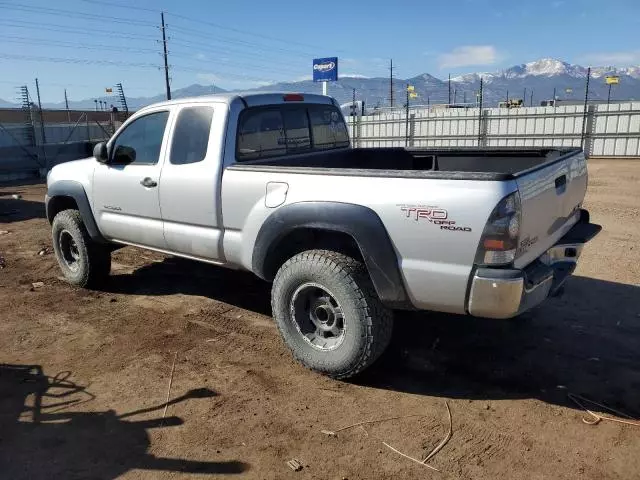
[1,158,639,480]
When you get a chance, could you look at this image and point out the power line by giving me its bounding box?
[0,2,156,27]
[168,38,310,66]
[170,65,282,84]
[0,35,308,77]
[0,35,159,54]
[0,53,160,69]
[0,20,158,40]
[77,0,158,13]
[71,0,346,53]
[168,25,317,58]
[0,78,151,92]
[167,12,343,53]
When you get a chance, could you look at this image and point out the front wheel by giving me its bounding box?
[271,250,393,379]
[51,209,111,288]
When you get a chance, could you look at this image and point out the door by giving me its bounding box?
[92,109,171,248]
[159,105,224,260]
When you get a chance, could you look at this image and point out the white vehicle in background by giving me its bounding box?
[340,100,366,117]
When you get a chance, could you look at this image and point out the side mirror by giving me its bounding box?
[93,142,108,164]
[113,145,136,164]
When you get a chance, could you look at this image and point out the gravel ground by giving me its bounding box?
[1,158,639,480]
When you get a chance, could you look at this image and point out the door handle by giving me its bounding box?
[140,177,158,188]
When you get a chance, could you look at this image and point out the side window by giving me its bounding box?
[237,109,286,161]
[112,111,169,165]
[170,106,214,165]
[309,106,350,150]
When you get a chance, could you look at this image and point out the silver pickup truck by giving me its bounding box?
[46,92,601,378]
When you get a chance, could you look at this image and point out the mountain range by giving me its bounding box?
[1,58,639,110]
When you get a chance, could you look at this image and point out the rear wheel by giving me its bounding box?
[271,250,393,379]
[52,209,111,288]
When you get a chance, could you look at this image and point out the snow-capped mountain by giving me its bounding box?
[2,58,638,110]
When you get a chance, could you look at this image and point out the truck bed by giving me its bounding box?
[230,147,578,181]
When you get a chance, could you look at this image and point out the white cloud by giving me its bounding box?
[293,75,313,82]
[438,45,500,69]
[579,51,640,66]
[341,73,370,79]
[195,53,207,61]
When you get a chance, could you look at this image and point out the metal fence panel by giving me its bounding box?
[353,103,640,157]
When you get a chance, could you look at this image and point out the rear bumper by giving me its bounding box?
[467,214,601,319]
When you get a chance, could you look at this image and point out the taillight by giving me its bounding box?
[475,192,521,266]
[283,94,304,101]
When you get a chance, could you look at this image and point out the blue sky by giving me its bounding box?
[1,0,639,103]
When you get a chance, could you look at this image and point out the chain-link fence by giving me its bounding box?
[0,108,127,179]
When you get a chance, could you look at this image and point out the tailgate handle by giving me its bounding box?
[555,174,567,189]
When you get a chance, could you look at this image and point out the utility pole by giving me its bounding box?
[530,89,534,107]
[34,78,48,169]
[477,78,484,146]
[405,84,410,146]
[506,89,509,103]
[607,83,613,104]
[64,88,70,122]
[161,11,171,100]
[35,78,46,145]
[389,59,394,108]
[448,74,451,105]
[453,88,457,105]
[580,67,591,151]
[352,88,356,146]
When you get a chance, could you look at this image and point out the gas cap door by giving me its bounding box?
[265,181,289,208]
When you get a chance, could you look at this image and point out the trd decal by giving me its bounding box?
[440,225,472,232]
[398,205,472,232]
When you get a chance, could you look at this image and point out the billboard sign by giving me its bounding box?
[605,76,620,85]
[313,57,338,82]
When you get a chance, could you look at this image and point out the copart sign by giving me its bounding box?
[313,57,338,82]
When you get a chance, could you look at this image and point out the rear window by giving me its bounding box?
[309,105,350,150]
[236,105,348,161]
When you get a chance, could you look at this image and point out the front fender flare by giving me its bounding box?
[46,180,106,243]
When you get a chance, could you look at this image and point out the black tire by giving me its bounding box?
[51,209,111,288]
[271,250,393,379]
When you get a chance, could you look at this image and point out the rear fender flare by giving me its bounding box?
[252,201,410,308]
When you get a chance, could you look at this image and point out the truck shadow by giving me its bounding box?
[106,256,272,316]
[0,190,46,223]
[359,275,640,414]
[0,363,248,479]
[105,258,640,414]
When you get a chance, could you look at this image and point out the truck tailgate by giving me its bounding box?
[513,151,588,269]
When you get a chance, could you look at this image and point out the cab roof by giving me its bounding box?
[137,92,337,113]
